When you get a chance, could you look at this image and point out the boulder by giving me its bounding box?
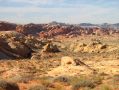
[41,43,60,53]
[48,56,94,76]
[61,56,77,66]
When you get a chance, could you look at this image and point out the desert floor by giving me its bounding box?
[0,35,119,90]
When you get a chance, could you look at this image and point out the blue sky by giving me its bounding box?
[0,0,119,24]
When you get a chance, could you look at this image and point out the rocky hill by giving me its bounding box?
[0,21,16,31]
[0,21,119,39]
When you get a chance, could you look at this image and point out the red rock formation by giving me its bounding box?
[39,25,82,38]
[16,23,45,35]
[0,21,16,31]
[1,21,118,38]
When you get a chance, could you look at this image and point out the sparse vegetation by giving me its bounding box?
[8,75,33,83]
[71,75,102,90]
[28,85,47,90]
[53,76,71,85]
[100,85,112,90]
[112,74,119,83]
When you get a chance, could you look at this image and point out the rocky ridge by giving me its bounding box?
[0,21,119,39]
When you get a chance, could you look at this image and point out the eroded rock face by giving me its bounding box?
[0,39,32,59]
[8,40,32,58]
[0,21,16,31]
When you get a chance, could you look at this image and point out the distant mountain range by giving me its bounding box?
[49,21,119,29]
[79,23,119,29]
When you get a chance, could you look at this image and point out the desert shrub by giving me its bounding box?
[53,76,70,84]
[100,85,112,90]
[0,80,19,90]
[72,79,95,90]
[41,80,53,88]
[38,76,69,90]
[38,76,54,88]
[71,75,102,90]
[90,75,103,85]
[112,74,119,83]
[38,76,53,84]
[28,85,47,90]
[8,75,33,83]
[38,76,53,81]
